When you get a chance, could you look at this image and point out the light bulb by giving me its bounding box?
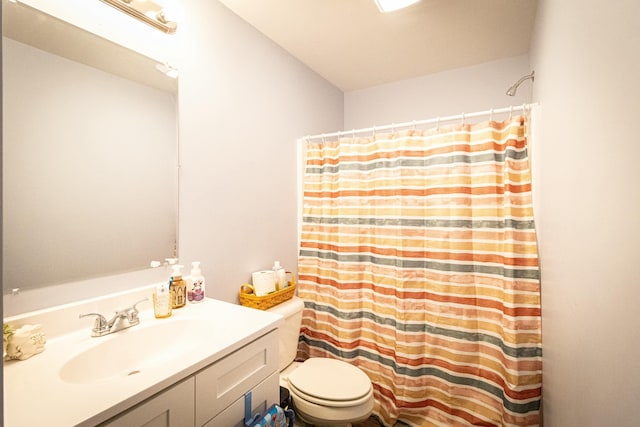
[154,0,184,23]
[375,0,420,13]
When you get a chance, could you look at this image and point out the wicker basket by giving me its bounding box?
[239,272,296,310]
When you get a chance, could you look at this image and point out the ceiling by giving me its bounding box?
[217,0,538,92]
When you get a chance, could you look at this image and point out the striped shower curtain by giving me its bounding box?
[297,116,542,427]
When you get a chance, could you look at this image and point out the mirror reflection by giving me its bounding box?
[2,2,178,295]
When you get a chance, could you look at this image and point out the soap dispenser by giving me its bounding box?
[272,261,286,291]
[170,264,187,309]
[188,261,206,303]
[153,282,172,318]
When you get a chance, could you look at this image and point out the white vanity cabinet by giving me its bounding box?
[100,330,279,427]
[100,378,195,427]
[196,331,279,426]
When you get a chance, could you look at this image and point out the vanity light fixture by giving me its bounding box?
[375,0,421,13]
[100,0,178,34]
[155,62,178,78]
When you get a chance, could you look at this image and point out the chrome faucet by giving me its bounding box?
[79,298,148,337]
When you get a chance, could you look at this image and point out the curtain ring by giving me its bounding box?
[509,105,514,119]
[352,129,356,138]
[461,112,465,125]
[489,108,494,122]
[412,120,416,131]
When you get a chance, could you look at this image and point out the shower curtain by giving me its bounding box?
[297,116,541,427]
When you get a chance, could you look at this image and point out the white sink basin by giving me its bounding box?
[59,318,202,384]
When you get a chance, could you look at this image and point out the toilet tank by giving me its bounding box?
[267,296,305,371]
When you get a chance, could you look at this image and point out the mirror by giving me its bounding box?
[2,2,178,302]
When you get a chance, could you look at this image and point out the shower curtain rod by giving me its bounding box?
[304,103,534,141]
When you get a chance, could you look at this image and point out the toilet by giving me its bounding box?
[268,297,374,426]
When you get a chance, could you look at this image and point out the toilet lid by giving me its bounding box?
[287,358,372,402]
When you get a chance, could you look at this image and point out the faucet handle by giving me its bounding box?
[131,298,149,313]
[79,313,108,332]
[126,298,149,321]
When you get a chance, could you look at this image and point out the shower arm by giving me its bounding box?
[506,71,535,96]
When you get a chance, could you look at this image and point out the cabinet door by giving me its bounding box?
[202,372,279,427]
[196,331,278,426]
[101,377,195,427]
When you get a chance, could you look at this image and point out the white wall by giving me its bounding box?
[177,0,343,303]
[529,0,640,425]
[344,54,532,129]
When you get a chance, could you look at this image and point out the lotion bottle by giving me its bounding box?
[170,264,187,309]
[272,261,286,290]
[188,261,206,303]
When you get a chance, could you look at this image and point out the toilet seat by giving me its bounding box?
[287,358,373,407]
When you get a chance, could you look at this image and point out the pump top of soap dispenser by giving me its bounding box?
[171,264,184,278]
[191,261,201,276]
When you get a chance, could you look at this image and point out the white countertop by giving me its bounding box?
[3,297,283,427]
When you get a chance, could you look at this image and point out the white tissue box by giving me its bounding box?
[5,324,46,361]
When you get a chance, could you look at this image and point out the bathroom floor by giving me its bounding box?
[354,415,411,426]
[353,416,384,426]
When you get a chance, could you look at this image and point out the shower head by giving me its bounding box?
[506,71,535,96]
